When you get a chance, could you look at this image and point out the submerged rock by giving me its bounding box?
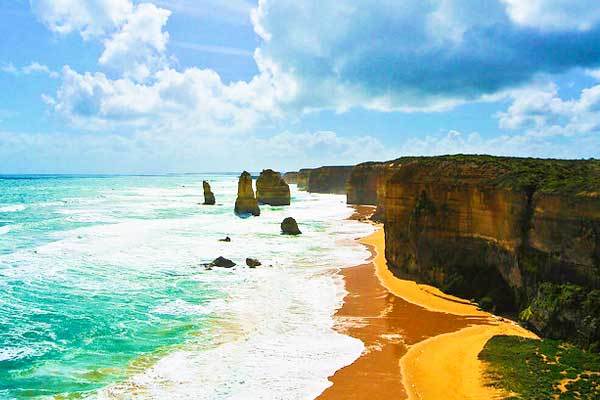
[203,181,216,205]
[256,169,291,206]
[246,258,262,268]
[210,256,236,268]
[281,217,302,235]
[234,171,260,216]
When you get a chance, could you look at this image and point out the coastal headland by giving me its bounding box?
[289,154,600,399]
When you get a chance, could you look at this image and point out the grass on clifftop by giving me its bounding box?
[479,335,600,399]
[385,154,600,196]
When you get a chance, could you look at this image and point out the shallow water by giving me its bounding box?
[0,174,374,399]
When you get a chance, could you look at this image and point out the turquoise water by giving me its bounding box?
[0,174,373,399]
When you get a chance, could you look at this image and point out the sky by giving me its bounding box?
[1,0,600,173]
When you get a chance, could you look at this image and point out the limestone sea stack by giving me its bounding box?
[203,180,216,205]
[234,171,260,216]
[256,169,291,206]
[281,217,301,235]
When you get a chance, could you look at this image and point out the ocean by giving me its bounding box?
[0,174,374,399]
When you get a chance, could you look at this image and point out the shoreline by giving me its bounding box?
[319,211,537,399]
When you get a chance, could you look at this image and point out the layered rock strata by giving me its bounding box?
[234,171,260,216]
[380,155,600,348]
[256,169,291,206]
[305,166,353,194]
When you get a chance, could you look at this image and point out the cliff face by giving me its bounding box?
[256,169,291,206]
[305,166,353,194]
[282,172,298,185]
[347,161,407,221]
[381,156,600,348]
[234,171,260,216]
[297,169,312,190]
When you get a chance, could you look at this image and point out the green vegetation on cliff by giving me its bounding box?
[521,283,600,351]
[386,154,600,196]
[479,335,600,399]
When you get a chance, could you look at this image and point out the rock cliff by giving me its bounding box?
[297,168,312,190]
[381,155,600,348]
[234,171,260,216]
[347,160,410,221]
[305,166,353,194]
[203,180,216,205]
[282,172,298,185]
[256,169,291,206]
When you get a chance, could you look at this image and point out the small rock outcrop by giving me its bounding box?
[210,256,236,268]
[282,172,298,184]
[234,171,260,216]
[256,169,291,206]
[203,181,216,205]
[219,236,231,242]
[246,258,262,268]
[281,217,302,235]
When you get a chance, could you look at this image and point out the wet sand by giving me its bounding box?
[318,212,536,400]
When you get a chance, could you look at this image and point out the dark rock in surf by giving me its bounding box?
[210,256,236,268]
[246,258,262,268]
[281,217,302,235]
[203,181,216,205]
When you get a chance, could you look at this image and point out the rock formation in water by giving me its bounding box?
[378,155,600,349]
[234,171,260,216]
[246,258,261,268]
[281,217,302,235]
[210,256,236,268]
[283,172,299,185]
[203,180,216,205]
[256,169,291,206]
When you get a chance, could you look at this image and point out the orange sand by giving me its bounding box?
[319,222,537,400]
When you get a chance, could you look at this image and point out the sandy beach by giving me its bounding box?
[318,214,537,400]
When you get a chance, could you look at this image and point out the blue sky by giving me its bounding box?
[1,0,599,173]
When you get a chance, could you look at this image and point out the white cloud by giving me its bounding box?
[1,62,58,78]
[0,129,392,173]
[498,82,600,137]
[396,129,599,160]
[99,3,171,81]
[30,0,132,39]
[252,0,600,113]
[32,0,172,81]
[46,51,297,133]
[501,0,600,31]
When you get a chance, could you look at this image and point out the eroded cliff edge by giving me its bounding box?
[381,155,600,349]
[298,155,600,349]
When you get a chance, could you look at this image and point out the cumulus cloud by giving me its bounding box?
[30,0,132,39]
[30,0,600,146]
[498,82,600,137]
[45,51,297,133]
[501,0,600,31]
[99,3,171,81]
[253,0,600,112]
[32,0,172,80]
